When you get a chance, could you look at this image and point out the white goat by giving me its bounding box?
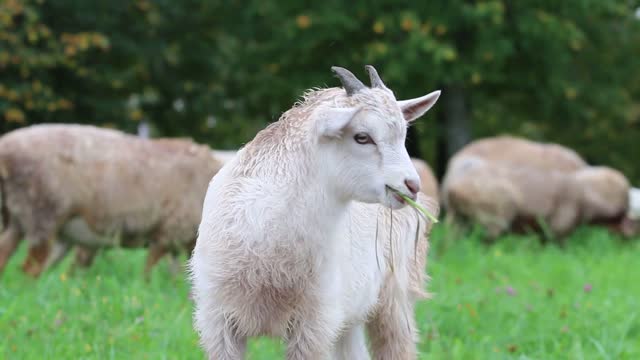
[189,65,441,359]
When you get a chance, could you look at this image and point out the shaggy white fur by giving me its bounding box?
[189,66,440,359]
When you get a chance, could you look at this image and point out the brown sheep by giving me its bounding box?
[0,123,223,278]
[442,155,631,241]
[448,135,587,172]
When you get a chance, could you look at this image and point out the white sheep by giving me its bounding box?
[189,65,441,359]
[629,188,640,220]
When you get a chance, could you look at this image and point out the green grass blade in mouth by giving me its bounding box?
[387,186,439,224]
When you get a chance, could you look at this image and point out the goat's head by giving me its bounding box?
[312,65,440,209]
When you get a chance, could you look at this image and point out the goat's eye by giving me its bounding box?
[354,133,373,145]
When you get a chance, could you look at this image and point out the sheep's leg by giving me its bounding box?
[333,324,371,360]
[73,246,98,268]
[195,307,247,360]
[476,212,510,242]
[143,243,168,281]
[443,210,456,227]
[163,250,183,280]
[549,204,579,246]
[41,241,71,272]
[22,240,51,277]
[366,296,418,360]
[69,246,98,276]
[0,224,20,274]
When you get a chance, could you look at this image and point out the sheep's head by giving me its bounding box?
[312,65,440,209]
[575,166,630,221]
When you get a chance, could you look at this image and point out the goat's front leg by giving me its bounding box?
[194,306,247,360]
[286,295,343,360]
[333,324,371,360]
[366,293,418,360]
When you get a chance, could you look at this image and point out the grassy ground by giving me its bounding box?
[1,226,639,359]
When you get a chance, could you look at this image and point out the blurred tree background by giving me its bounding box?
[1,0,639,182]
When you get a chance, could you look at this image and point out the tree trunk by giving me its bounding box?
[436,84,471,179]
[405,125,421,159]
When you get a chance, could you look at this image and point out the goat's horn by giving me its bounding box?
[331,66,366,96]
[365,65,387,90]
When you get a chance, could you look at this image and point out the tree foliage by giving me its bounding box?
[1,0,639,182]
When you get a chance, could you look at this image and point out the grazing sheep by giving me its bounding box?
[629,188,640,220]
[189,65,441,359]
[620,188,640,236]
[441,136,587,216]
[0,124,223,277]
[448,135,587,172]
[442,154,632,240]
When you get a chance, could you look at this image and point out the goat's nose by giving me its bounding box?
[405,178,420,196]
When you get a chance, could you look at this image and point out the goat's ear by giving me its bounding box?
[315,107,361,138]
[397,90,441,123]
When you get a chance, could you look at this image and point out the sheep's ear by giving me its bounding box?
[397,90,441,123]
[315,107,362,138]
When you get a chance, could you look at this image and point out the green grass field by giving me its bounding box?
[1,226,639,359]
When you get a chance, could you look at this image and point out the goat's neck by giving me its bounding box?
[282,157,351,250]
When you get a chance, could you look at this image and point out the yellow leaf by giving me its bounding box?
[65,45,77,57]
[58,99,73,110]
[137,0,151,11]
[420,23,431,34]
[130,109,144,121]
[78,35,90,50]
[111,80,124,89]
[4,108,25,123]
[401,17,414,32]
[564,87,577,100]
[373,21,385,34]
[569,39,582,51]
[32,80,42,92]
[7,90,19,101]
[296,15,311,29]
[372,42,388,55]
[443,48,457,61]
[266,63,279,74]
[27,29,38,43]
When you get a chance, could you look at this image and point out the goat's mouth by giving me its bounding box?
[392,192,406,204]
[385,185,414,204]
[385,185,440,224]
